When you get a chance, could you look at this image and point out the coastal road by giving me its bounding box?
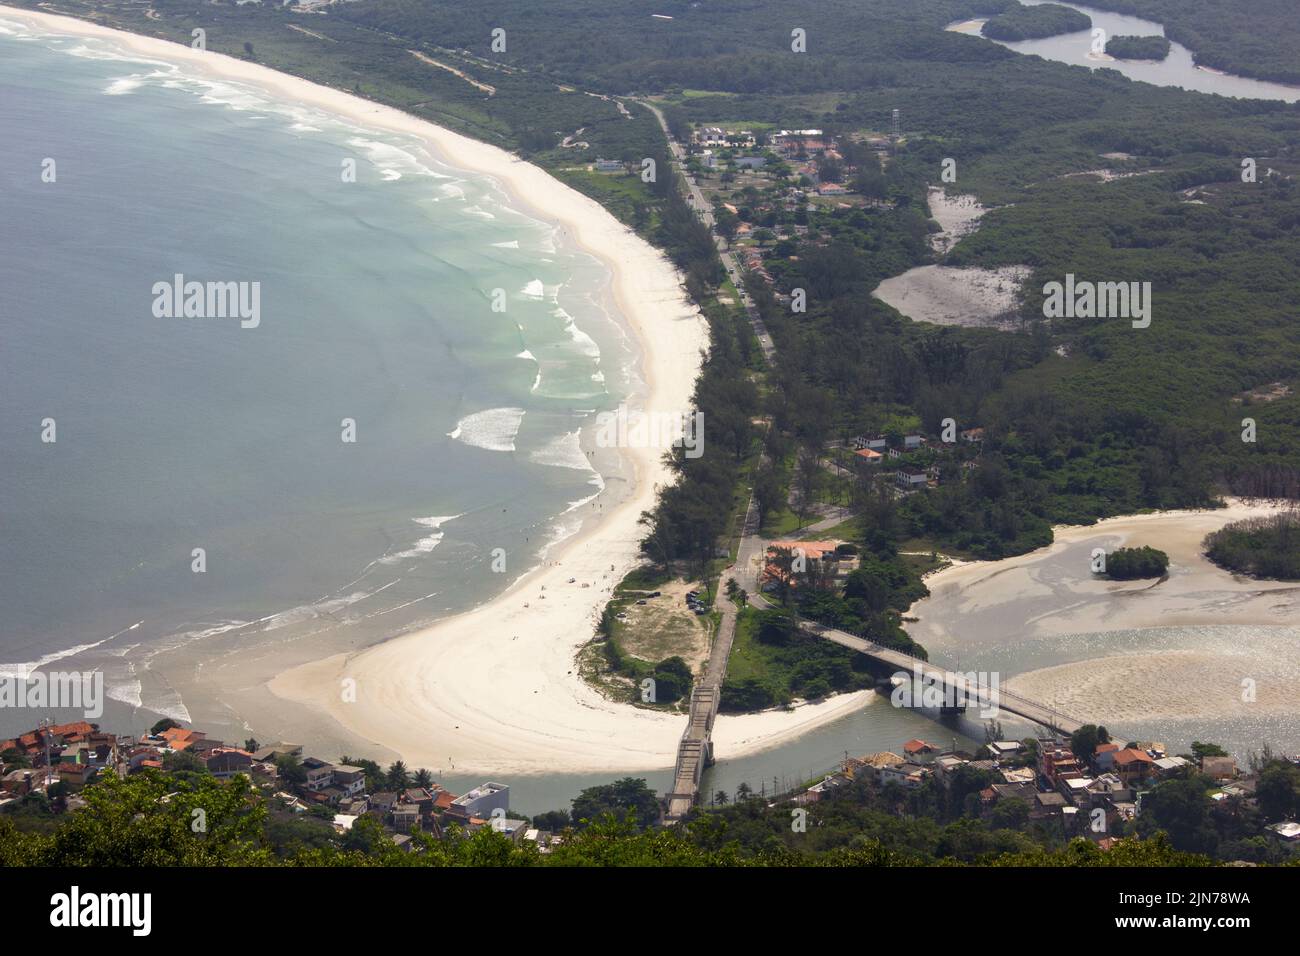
[636,98,776,365]
[664,490,760,820]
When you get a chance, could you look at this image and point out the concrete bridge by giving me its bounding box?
[788,614,1086,737]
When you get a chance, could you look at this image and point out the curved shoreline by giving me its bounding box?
[1,5,883,775]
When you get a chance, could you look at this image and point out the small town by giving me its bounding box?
[5,716,1298,858]
[1,719,547,853]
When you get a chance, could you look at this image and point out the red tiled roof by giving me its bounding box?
[1114,748,1155,766]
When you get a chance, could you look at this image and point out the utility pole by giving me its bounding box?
[39,716,53,789]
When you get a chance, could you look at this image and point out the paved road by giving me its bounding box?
[664,490,760,821]
[637,98,776,365]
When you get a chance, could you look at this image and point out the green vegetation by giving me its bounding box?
[1204,512,1300,579]
[1083,0,1300,84]
[1104,545,1170,579]
[722,607,878,710]
[26,0,1300,571]
[0,765,1262,866]
[1070,723,1112,759]
[1105,34,1171,61]
[981,2,1091,41]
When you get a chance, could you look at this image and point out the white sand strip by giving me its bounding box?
[1,6,878,774]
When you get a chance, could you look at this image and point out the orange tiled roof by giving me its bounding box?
[160,727,203,750]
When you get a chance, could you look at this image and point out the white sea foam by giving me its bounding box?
[379,514,462,565]
[104,73,147,95]
[261,587,393,630]
[447,407,526,451]
[529,429,594,472]
[521,278,546,300]
[516,348,537,362]
[0,638,114,679]
[347,136,438,181]
[556,306,601,358]
[107,677,144,709]
[492,240,520,249]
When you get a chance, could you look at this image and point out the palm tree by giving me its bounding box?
[414,768,434,789]
[714,790,730,805]
[386,760,411,790]
[736,782,753,803]
[243,738,259,753]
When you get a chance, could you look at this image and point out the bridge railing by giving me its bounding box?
[785,608,1088,729]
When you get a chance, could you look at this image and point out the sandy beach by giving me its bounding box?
[1,5,884,775]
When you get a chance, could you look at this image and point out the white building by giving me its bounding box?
[447,781,510,820]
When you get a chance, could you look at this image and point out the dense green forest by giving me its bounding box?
[981,2,1091,41]
[1204,511,1300,579]
[1083,0,1300,84]
[1105,34,1171,61]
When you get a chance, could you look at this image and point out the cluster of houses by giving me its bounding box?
[790,733,1291,849]
[0,720,561,853]
[851,428,984,492]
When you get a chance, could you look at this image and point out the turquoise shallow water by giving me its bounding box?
[0,17,638,742]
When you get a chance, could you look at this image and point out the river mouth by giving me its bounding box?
[906,504,1300,756]
[947,1,1300,103]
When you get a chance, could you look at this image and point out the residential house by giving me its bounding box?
[998,766,1036,786]
[302,757,336,793]
[1107,748,1156,785]
[1,769,35,796]
[204,748,253,779]
[846,751,905,784]
[902,739,939,763]
[734,156,767,170]
[368,791,399,822]
[594,158,623,173]
[446,782,510,821]
[251,743,302,763]
[895,470,929,490]
[854,447,883,466]
[853,435,887,451]
[1152,755,1192,779]
[1201,755,1237,781]
[1268,822,1300,842]
[879,762,932,788]
[1031,791,1067,821]
[332,765,368,798]
[989,781,1036,806]
[987,740,1023,762]
[159,726,205,752]
[391,803,422,833]
[763,540,852,590]
[960,427,985,443]
[1039,740,1086,786]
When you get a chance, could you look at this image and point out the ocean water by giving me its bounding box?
[0,17,638,742]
